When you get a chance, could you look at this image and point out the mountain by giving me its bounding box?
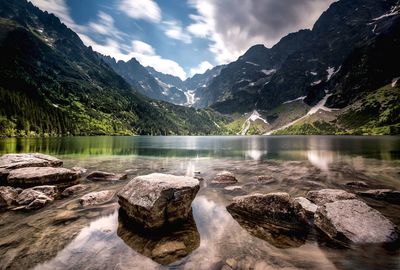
[202,0,400,135]
[0,0,228,136]
[101,54,224,107]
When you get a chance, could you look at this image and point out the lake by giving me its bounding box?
[0,136,400,270]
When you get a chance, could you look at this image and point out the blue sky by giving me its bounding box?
[30,0,335,80]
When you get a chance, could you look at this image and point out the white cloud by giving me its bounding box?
[190,61,213,76]
[163,20,192,44]
[187,0,336,64]
[118,0,161,23]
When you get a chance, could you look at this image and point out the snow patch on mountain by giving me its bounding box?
[239,110,269,135]
[392,77,399,87]
[261,69,276,76]
[373,4,400,21]
[311,80,322,86]
[283,96,307,104]
[245,61,260,66]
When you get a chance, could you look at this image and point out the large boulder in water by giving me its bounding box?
[306,189,357,206]
[315,199,398,245]
[227,192,307,230]
[117,173,200,229]
[6,167,79,188]
[0,153,62,181]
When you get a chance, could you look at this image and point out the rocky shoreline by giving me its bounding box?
[1,153,399,267]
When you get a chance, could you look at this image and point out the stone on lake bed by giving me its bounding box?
[79,190,116,206]
[86,171,127,181]
[31,185,58,198]
[344,181,369,188]
[315,199,398,245]
[6,167,80,187]
[357,189,400,204]
[62,184,89,197]
[227,192,307,230]
[306,189,357,206]
[117,173,200,229]
[211,171,238,185]
[16,189,53,209]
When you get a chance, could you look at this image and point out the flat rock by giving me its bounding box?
[118,173,199,229]
[357,189,400,204]
[79,190,115,206]
[227,192,307,230]
[6,167,79,187]
[257,175,277,184]
[211,171,238,185]
[0,153,62,181]
[0,186,19,208]
[315,199,398,245]
[62,184,89,197]
[306,189,357,206]
[293,197,317,219]
[86,171,127,181]
[16,189,53,209]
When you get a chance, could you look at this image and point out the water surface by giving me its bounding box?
[0,136,400,270]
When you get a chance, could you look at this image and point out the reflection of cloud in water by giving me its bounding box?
[307,150,335,171]
[245,149,268,160]
[33,212,161,270]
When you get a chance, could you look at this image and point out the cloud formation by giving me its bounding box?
[189,61,213,77]
[118,0,161,23]
[187,0,336,64]
[163,20,192,44]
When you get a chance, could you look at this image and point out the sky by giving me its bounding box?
[30,0,336,80]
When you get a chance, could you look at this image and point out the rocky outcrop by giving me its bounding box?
[211,171,238,185]
[227,192,307,230]
[6,167,80,187]
[86,171,127,181]
[306,189,357,206]
[293,197,317,219]
[0,153,62,182]
[62,184,89,197]
[357,189,400,204]
[315,199,398,245]
[117,173,200,229]
[16,189,53,209]
[0,186,19,208]
[79,190,116,206]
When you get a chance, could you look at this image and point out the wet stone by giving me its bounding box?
[306,189,357,206]
[0,186,19,208]
[315,199,398,245]
[62,184,89,197]
[211,171,238,185]
[357,189,400,204]
[86,171,127,181]
[117,173,199,229]
[79,190,116,206]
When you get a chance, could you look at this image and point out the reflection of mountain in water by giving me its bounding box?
[227,210,307,249]
[117,209,200,265]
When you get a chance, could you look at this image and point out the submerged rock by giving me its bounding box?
[315,199,398,245]
[16,189,53,209]
[257,175,277,184]
[227,192,307,230]
[71,167,87,176]
[344,181,369,188]
[211,171,238,185]
[86,171,127,181]
[118,173,199,229]
[31,185,58,198]
[357,189,400,204]
[223,185,247,196]
[293,197,317,219]
[306,189,357,206]
[0,186,19,208]
[79,190,116,206]
[62,184,89,197]
[0,153,62,182]
[117,210,200,265]
[6,167,79,187]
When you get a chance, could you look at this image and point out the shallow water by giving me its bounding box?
[0,136,400,270]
